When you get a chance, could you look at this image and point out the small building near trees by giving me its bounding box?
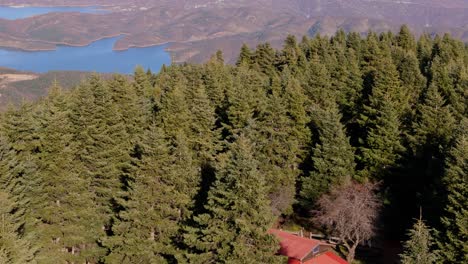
[269,229,348,264]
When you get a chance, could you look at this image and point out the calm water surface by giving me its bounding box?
[0,37,171,74]
[0,7,171,73]
[0,6,109,19]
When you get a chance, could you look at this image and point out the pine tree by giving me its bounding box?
[448,61,468,118]
[108,74,147,138]
[400,218,439,264]
[32,84,101,263]
[379,31,395,49]
[397,25,417,52]
[186,82,219,163]
[306,34,331,62]
[158,81,192,140]
[416,33,433,76]
[361,32,383,75]
[303,53,332,107]
[0,191,36,264]
[358,58,405,178]
[401,83,458,233]
[346,32,363,57]
[301,102,355,206]
[0,104,42,243]
[253,43,276,76]
[0,122,35,263]
[251,74,309,215]
[438,119,468,263]
[84,76,131,217]
[411,84,455,152]
[428,57,467,118]
[69,76,134,261]
[331,29,347,50]
[133,65,153,97]
[236,44,253,67]
[183,135,282,264]
[105,124,198,263]
[223,65,267,138]
[214,50,224,64]
[281,73,311,148]
[277,35,306,74]
[330,48,363,123]
[393,48,426,117]
[203,54,233,106]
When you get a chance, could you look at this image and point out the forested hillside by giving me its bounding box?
[0,26,466,263]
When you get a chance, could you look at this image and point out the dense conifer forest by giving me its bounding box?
[0,26,466,263]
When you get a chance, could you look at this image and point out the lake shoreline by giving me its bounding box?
[0,34,171,53]
[0,5,179,60]
[0,33,171,74]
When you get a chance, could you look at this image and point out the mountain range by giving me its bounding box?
[0,0,467,63]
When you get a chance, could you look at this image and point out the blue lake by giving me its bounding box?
[0,6,110,20]
[0,37,172,74]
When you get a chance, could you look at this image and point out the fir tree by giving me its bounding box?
[133,65,153,97]
[428,57,467,118]
[108,74,147,138]
[416,33,433,76]
[331,29,347,50]
[396,25,417,52]
[252,74,309,215]
[278,35,306,74]
[346,32,363,56]
[411,84,455,152]
[158,81,192,141]
[301,102,355,206]
[393,48,426,118]
[0,191,36,264]
[186,82,219,163]
[105,125,198,263]
[184,135,282,264]
[400,218,439,264]
[448,61,468,118]
[223,65,266,138]
[303,53,332,107]
[69,76,134,261]
[0,104,42,241]
[253,43,276,75]
[358,58,405,178]
[236,44,253,67]
[203,54,233,106]
[330,48,363,123]
[33,84,100,263]
[438,119,468,263]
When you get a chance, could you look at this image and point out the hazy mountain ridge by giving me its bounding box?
[0,0,467,63]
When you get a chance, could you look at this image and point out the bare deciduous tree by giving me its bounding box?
[313,182,381,263]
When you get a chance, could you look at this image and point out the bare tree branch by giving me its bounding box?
[313,182,382,263]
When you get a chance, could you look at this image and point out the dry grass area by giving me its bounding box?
[0,73,38,88]
[0,73,38,102]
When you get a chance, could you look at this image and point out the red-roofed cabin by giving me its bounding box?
[269,229,348,264]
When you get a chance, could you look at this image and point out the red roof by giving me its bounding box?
[269,229,321,260]
[313,252,348,264]
[269,229,348,264]
[288,252,348,264]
